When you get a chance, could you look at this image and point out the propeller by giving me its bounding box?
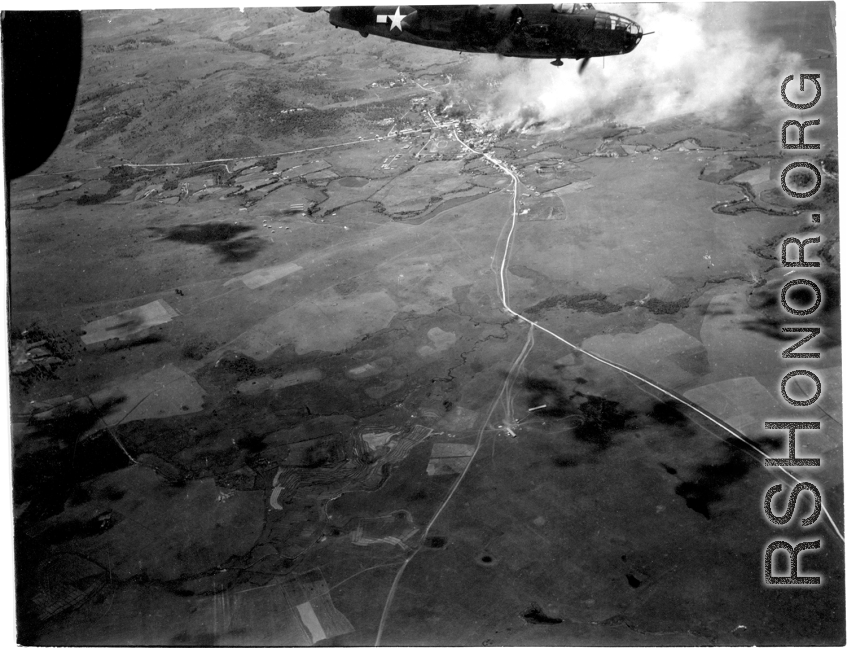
[578,57,591,74]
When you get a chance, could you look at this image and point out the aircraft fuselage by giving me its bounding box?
[328,4,642,61]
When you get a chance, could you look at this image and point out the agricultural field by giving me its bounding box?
[7,5,842,646]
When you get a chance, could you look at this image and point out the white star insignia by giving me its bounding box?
[378,6,407,31]
[389,7,407,30]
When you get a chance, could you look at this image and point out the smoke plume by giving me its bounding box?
[472,3,804,131]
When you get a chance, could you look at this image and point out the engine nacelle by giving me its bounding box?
[296,6,322,13]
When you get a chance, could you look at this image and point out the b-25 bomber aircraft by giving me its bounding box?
[298,4,644,73]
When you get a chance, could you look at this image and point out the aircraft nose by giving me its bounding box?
[624,20,642,51]
[601,12,643,53]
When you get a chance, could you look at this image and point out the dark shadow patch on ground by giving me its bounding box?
[211,236,266,263]
[71,432,133,483]
[744,271,840,347]
[151,222,265,263]
[26,394,127,442]
[35,510,123,545]
[649,400,691,428]
[87,332,165,353]
[660,462,677,475]
[571,394,635,450]
[14,430,133,545]
[236,434,267,454]
[522,603,563,625]
[673,441,757,519]
[522,378,635,455]
[157,222,252,244]
[523,377,572,417]
[552,455,582,468]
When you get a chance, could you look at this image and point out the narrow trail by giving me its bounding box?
[374,323,537,646]
[374,123,844,646]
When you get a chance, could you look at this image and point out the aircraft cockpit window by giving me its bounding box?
[594,13,635,30]
[552,3,594,13]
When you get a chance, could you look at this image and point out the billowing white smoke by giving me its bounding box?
[475,3,803,131]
